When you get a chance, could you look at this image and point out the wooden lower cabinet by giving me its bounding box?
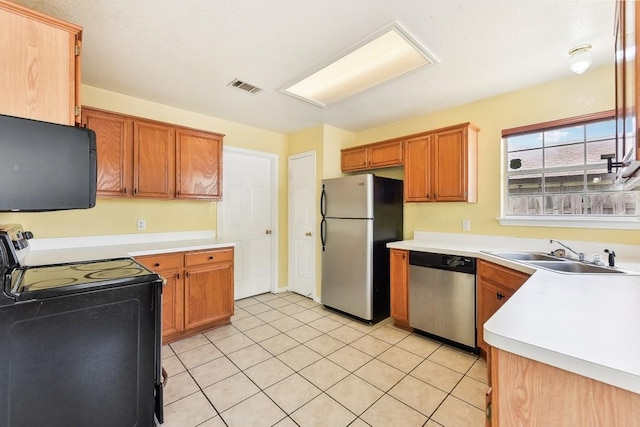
[184,249,234,329]
[390,249,411,330]
[489,347,640,426]
[476,260,530,357]
[137,247,234,343]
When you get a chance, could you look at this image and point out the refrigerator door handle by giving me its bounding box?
[320,185,326,218]
[320,218,327,251]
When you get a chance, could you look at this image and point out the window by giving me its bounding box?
[503,112,638,220]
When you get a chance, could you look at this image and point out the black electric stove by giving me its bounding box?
[0,225,164,427]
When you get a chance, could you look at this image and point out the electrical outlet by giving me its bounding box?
[462,219,471,231]
[137,219,146,231]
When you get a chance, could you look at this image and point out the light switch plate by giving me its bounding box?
[462,219,471,231]
[137,219,146,231]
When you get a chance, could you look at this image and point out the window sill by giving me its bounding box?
[498,216,640,230]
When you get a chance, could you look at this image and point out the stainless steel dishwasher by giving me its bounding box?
[408,251,477,352]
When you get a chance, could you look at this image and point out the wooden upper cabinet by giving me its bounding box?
[404,123,479,203]
[341,139,403,172]
[404,135,431,202]
[81,107,133,197]
[615,0,640,178]
[341,147,368,171]
[83,107,225,201]
[0,1,82,125]
[176,127,223,200]
[432,126,469,202]
[368,140,404,169]
[133,120,175,198]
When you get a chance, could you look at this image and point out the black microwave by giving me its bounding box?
[0,114,97,212]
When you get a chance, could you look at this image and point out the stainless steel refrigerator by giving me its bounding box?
[320,174,403,324]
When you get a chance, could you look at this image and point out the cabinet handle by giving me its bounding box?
[208,256,214,260]
[176,273,180,280]
[402,253,406,259]
[154,262,160,267]
[185,272,190,278]
[496,292,504,300]
[134,188,138,194]
[123,187,127,194]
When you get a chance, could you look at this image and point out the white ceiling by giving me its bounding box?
[13,0,616,134]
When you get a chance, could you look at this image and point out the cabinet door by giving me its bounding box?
[477,278,514,355]
[368,140,404,168]
[175,127,223,200]
[82,108,133,197]
[0,2,82,125]
[390,249,409,327]
[136,253,184,341]
[404,135,431,202]
[133,120,175,198]
[432,127,467,201]
[341,147,368,172]
[184,249,234,330]
[477,260,530,355]
[184,261,234,329]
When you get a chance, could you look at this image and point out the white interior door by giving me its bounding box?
[288,151,316,298]
[218,147,277,300]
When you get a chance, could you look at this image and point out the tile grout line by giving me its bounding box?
[166,292,487,427]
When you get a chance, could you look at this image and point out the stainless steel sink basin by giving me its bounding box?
[527,260,626,274]
[486,251,565,262]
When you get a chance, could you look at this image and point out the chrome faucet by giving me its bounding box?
[549,239,586,261]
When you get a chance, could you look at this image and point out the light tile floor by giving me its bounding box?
[162,292,488,427]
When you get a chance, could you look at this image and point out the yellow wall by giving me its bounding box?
[2,64,636,297]
[0,85,291,286]
[348,65,639,244]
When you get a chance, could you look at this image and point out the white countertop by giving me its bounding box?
[388,231,640,395]
[23,230,236,266]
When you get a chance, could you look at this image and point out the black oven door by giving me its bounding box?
[0,279,162,427]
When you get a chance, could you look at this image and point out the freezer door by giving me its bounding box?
[322,174,373,219]
[321,218,373,320]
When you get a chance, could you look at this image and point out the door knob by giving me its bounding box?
[265,229,272,235]
[305,232,312,237]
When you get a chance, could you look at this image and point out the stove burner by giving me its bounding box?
[86,267,145,280]
[25,277,79,291]
[74,259,135,271]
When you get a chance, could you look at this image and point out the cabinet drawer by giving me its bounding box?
[478,260,530,292]
[185,248,233,267]
[136,253,182,271]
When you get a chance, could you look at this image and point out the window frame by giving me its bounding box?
[499,110,640,229]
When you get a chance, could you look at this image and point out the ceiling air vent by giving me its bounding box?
[227,78,263,94]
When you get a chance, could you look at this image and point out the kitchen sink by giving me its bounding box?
[527,260,626,274]
[485,251,565,262]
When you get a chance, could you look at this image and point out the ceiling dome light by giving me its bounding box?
[568,44,593,74]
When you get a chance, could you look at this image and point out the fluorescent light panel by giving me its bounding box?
[283,24,437,107]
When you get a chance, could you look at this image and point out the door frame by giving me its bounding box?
[287,150,317,300]
[217,145,279,295]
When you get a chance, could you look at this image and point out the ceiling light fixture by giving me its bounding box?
[281,23,438,107]
[568,44,593,75]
